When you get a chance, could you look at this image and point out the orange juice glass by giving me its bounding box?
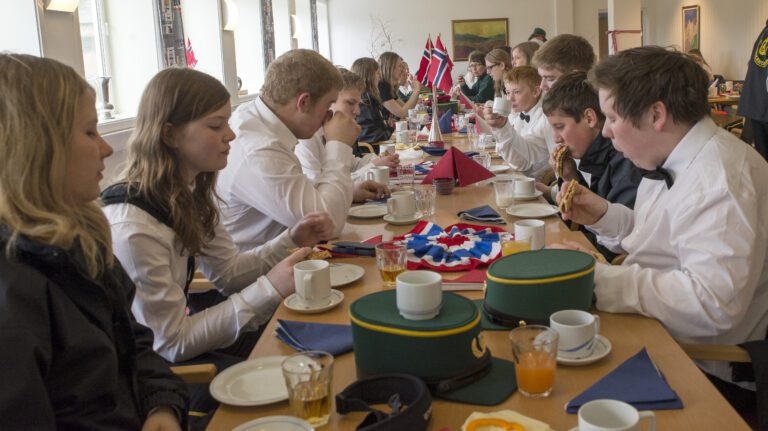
[509,325,558,398]
[501,238,531,256]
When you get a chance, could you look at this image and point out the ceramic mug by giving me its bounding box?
[366,166,390,184]
[574,399,656,431]
[492,96,512,117]
[396,270,443,320]
[387,190,417,219]
[514,177,536,196]
[293,260,331,308]
[514,219,545,250]
[550,309,600,359]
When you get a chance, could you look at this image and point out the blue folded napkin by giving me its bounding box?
[458,127,467,134]
[457,204,506,225]
[566,348,684,413]
[276,319,353,356]
[438,109,453,134]
[414,161,434,175]
[421,146,448,156]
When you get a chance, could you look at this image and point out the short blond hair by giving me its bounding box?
[0,54,112,277]
[338,67,365,93]
[532,34,595,73]
[261,49,342,106]
[503,66,542,90]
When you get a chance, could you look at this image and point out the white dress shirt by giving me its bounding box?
[217,97,354,249]
[104,203,296,362]
[588,118,768,385]
[295,128,375,185]
[493,98,550,180]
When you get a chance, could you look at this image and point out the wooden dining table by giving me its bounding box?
[207,135,749,431]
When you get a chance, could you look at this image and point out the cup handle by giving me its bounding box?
[593,314,601,334]
[302,273,313,302]
[366,171,373,181]
[639,410,656,431]
[387,198,396,215]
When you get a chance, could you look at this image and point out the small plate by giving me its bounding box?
[489,164,510,173]
[383,213,422,225]
[558,335,612,366]
[284,289,344,314]
[233,416,314,431]
[330,263,365,287]
[349,204,387,219]
[511,190,543,200]
[210,356,288,406]
[506,203,559,218]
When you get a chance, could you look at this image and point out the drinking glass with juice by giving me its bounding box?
[509,325,558,398]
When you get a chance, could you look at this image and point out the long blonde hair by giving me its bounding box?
[378,51,402,99]
[0,54,113,277]
[485,48,512,96]
[121,67,230,256]
[351,57,381,102]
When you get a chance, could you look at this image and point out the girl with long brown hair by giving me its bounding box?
[352,57,393,143]
[377,51,422,120]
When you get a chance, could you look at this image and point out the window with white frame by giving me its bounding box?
[234,0,266,97]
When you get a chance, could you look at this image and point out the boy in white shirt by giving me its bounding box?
[217,50,361,249]
[484,66,549,180]
[295,68,398,199]
[556,47,768,421]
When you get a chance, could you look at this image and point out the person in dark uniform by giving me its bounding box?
[737,19,768,160]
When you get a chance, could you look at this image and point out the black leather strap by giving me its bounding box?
[423,349,492,394]
[482,301,548,327]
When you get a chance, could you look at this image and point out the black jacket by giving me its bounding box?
[0,228,188,429]
[737,23,768,122]
[356,91,393,144]
[578,134,644,260]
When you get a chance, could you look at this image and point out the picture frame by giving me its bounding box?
[451,18,509,62]
[682,5,700,51]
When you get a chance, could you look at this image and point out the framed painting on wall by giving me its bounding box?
[682,5,700,51]
[451,18,509,62]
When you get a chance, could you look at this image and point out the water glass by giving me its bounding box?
[509,325,559,398]
[396,164,415,188]
[472,153,491,169]
[493,179,515,210]
[282,351,334,427]
[414,184,437,217]
[375,241,407,288]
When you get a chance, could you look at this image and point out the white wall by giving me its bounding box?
[642,0,768,79]
[1,0,41,55]
[574,0,608,54]
[327,0,560,79]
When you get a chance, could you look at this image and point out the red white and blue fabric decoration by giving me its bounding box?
[395,221,509,271]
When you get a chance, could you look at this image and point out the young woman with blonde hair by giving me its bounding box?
[102,68,333,383]
[378,51,422,120]
[0,53,188,429]
[352,57,393,143]
[485,48,513,96]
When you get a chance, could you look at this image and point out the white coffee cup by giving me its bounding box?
[379,143,396,155]
[575,399,656,431]
[396,130,410,144]
[395,120,409,132]
[396,270,443,320]
[550,309,600,359]
[514,219,545,250]
[387,190,417,219]
[366,166,390,184]
[293,260,332,308]
[725,80,734,92]
[514,177,536,196]
[492,96,512,117]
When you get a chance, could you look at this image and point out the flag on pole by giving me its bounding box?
[416,35,433,86]
[427,35,453,94]
[186,38,198,68]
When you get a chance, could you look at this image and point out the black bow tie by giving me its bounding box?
[642,166,674,188]
[519,112,530,123]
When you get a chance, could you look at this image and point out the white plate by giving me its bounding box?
[506,203,559,218]
[489,164,510,173]
[209,356,288,406]
[330,263,365,287]
[348,205,387,219]
[233,416,314,431]
[558,335,612,366]
[284,289,344,314]
[383,213,422,225]
[511,190,543,200]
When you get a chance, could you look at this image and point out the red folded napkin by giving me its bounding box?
[420,147,495,187]
[459,92,474,110]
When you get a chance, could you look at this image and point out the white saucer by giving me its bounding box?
[349,204,388,219]
[330,263,365,287]
[506,203,559,218]
[557,335,612,366]
[210,356,288,406]
[284,289,344,314]
[489,164,510,173]
[384,213,422,225]
[512,190,543,200]
[233,416,314,431]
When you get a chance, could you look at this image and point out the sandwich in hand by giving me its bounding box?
[288,247,333,260]
[554,145,570,178]
[558,179,578,213]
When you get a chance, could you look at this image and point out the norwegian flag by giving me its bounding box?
[395,221,508,271]
[416,35,433,86]
[427,35,454,94]
[185,38,198,68]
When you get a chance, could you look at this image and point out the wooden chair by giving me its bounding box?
[190,271,214,293]
[170,363,218,384]
[678,343,751,363]
[357,141,375,155]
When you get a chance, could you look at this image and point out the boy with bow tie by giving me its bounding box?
[483,66,549,180]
